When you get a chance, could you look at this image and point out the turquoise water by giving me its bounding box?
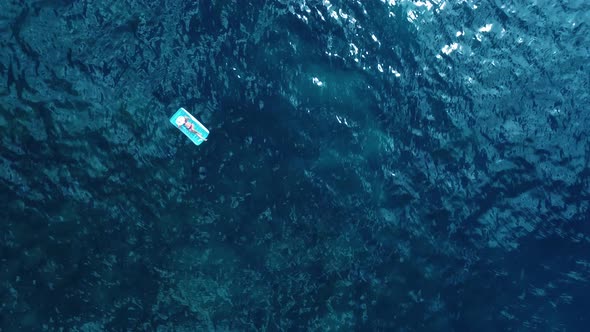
[1,0,589,331]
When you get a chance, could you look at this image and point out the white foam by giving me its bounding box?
[478,24,493,32]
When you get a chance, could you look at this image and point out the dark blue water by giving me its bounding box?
[1,0,589,331]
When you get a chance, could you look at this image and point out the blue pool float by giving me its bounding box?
[169,107,209,146]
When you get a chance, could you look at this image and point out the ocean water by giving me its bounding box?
[1,0,589,331]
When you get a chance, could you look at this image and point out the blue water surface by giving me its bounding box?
[1,0,589,331]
